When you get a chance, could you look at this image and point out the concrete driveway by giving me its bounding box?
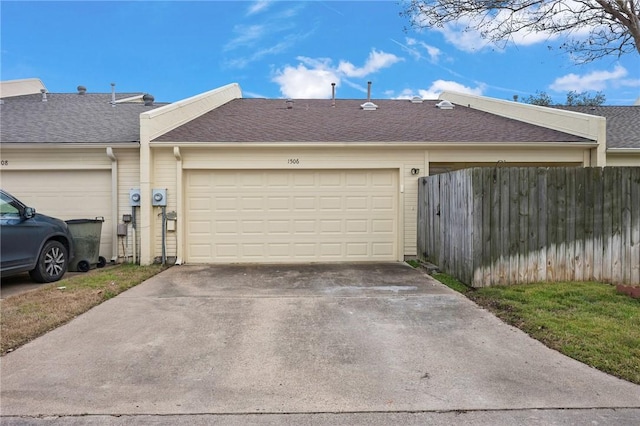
[1,263,639,424]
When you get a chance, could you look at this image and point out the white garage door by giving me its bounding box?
[1,170,113,258]
[186,169,398,263]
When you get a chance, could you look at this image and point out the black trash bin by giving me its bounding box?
[66,217,107,272]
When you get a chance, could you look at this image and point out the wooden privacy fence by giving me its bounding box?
[417,167,640,287]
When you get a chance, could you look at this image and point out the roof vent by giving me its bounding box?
[331,83,336,108]
[286,99,294,109]
[77,85,87,95]
[360,101,378,111]
[143,93,155,106]
[436,100,454,110]
[110,82,116,107]
[40,89,48,102]
[411,96,423,104]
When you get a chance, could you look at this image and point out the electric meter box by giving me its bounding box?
[152,188,167,206]
[129,189,141,206]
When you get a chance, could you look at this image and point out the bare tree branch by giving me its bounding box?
[401,0,640,63]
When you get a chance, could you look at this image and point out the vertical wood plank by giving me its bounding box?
[526,168,538,283]
[602,168,614,282]
[536,168,548,282]
[546,168,558,282]
[499,168,514,285]
[591,167,604,281]
[556,168,568,282]
[621,167,632,284]
[489,167,507,285]
[574,168,585,282]
[508,168,520,284]
[472,168,484,286]
[582,168,594,281]
[518,168,529,283]
[565,168,576,282]
[611,167,623,284]
[631,167,640,285]
[478,168,495,286]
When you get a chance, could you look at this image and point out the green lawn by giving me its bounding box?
[432,273,640,385]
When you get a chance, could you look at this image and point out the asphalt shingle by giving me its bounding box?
[0,93,167,144]
[153,98,592,144]
[552,106,640,149]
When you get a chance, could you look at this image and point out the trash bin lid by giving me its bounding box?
[66,217,105,224]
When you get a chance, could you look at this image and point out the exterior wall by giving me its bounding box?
[427,146,591,165]
[147,144,595,263]
[439,92,607,166]
[0,146,121,259]
[139,83,242,265]
[151,148,179,262]
[112,148,141,262]
[149,146,425,261]
[607,152,640,167]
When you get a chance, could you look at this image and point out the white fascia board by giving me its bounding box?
[607,148,640,153]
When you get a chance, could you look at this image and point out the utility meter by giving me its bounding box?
[129,189,141,206]
[152,188,167,206]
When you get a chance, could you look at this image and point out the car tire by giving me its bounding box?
[29,240,68,283]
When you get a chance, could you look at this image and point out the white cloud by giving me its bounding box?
[393,37,441,63]
[426,1,602,52]
[550,65,629,92]
[396,80,485,99]
[247,1,272,16]
[337,49,403,78]
[224,24,266,51]
[272,64,340,98]
[272,49,402,98]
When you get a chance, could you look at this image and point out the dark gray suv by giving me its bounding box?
[0,190,74,283]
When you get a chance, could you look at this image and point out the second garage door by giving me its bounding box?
[186,169,399,263]
[1,170,113,258]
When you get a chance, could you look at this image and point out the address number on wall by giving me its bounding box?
[0,160,8,166]
[287,158,300,164]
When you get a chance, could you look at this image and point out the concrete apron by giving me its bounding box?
[1,263,639,416]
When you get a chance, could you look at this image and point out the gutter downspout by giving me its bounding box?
[106,147,118,262]
[173,147,183,265]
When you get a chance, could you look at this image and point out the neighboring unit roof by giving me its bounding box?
[153,98,593,144]
[552,106,640,149]
[0,93,168,144]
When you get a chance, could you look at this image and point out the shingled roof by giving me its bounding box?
[552,106,640,149]
[153,98,593,144]
[0,93,167,144]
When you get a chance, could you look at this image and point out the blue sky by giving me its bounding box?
[2,1,639,105]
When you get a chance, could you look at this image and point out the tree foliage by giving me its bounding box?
[401,0,640,63]
[522,90,607,105]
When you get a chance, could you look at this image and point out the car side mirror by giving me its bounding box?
[24,207,36,219]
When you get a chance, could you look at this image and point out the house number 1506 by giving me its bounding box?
[288,158,300,164]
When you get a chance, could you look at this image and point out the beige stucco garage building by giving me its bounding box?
[137,83,611,266]
[0,78,164,262]
[3,79,637,266]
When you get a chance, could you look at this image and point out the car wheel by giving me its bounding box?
[29,240,68,283]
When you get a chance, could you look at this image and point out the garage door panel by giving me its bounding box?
[186,169,398,263]
[1,170,112,258]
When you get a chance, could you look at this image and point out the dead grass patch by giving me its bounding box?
[1,264,166,355]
